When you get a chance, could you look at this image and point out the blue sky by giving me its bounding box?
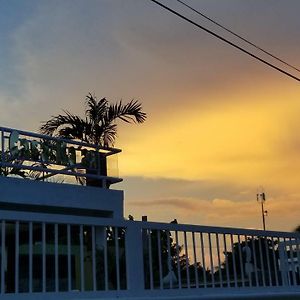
[0,1,35,95]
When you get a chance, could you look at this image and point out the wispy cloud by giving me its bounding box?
[131,197,199,211]
[127,192,300,232]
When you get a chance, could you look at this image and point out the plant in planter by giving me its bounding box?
[40,93,146,187]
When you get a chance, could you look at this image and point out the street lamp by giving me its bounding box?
[256,188,268,231]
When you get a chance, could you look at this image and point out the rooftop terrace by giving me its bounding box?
[0,126,122,188]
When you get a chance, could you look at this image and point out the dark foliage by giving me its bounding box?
[40,93,146,147]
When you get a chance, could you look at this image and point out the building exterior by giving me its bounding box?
[0,126,300,299]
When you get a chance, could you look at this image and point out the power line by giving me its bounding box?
[149,0,300,83]
[176,0,300,73]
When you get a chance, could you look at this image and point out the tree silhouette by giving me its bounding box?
[40,93,146,186]
[221,236,279,286]
[40,93,146,147]
[294,225,300,233]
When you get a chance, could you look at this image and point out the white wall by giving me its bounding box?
[0,176,124,219]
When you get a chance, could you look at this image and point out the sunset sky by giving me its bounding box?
[1,0,300,231]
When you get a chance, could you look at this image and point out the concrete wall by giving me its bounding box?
[0,176,124,219]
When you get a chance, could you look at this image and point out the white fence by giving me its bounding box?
[140,222,300,291]
[279,239,300,287]
[0,213,299,298]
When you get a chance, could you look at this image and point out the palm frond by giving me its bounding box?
[102,123,117,147]
[40,111,89,141]
[85,93,108,125]
[106,99,147,124]
[40,94,146,148]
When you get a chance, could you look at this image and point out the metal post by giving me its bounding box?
[261,201,266,231]
[257,189,267,231]
[1,129,5,162]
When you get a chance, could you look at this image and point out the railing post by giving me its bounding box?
[125,222,145,294]
[278,241,288,287]
[1,129,5,162]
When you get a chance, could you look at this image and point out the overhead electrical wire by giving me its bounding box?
[176,0,300,73]
[149,0,300,83]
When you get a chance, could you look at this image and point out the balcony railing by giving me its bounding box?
[0,212,299,298]
[0,126,122,188]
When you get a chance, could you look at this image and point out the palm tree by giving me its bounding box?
[40,93,146,147]
[40,93,146,186]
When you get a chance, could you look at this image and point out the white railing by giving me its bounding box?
[279,239,300,287]
[0,213,299,298]
[0,126,122,187]
[140,222,300,292]
[0,216,128,295]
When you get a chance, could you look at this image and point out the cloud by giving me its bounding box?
[131,197,201,212]
[118,93,300,193]
[126,189,300,232]
[119,176,255,204]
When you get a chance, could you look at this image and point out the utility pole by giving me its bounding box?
[256,187,268,231]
